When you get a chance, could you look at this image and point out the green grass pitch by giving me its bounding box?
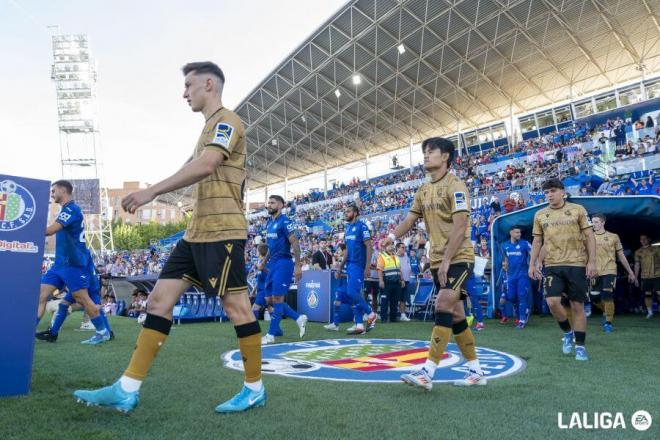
[1,314,658,439]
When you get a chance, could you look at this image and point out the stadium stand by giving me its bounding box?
[73,93,658,325]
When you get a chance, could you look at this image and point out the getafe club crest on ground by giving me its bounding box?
[222,339,525,383]
[0,180,36,231]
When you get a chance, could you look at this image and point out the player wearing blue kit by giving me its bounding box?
[337,204,377,335]
[35,180,110,345]
[260,195,307,345]
[502,226,532,329]
[37,260,114,342]
[325,244,349,331]
[251,244,271,320]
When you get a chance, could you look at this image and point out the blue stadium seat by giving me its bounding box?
[196,297,207,318]
[205,296,215,317]
[466,276,491,319]
[172,304,184,324]
[214,297,226,321]
[410,280,435,321]
[189,296,200,316]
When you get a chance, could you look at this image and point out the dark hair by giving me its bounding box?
[542,178,564,191]
[592,213,606,222]
[269,195,286,205]
[52,179,73,194]
[421,137,455,165]
[396,242,406,249]
[338,243,346,251]
[509,225,521,232]
[182,61,225,84]
[346,203,360,215]
[257,243,268,256]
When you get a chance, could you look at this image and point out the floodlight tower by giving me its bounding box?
[51,33,113,253]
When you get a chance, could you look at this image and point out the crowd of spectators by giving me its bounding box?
[42,112,659,298]
[95,249,169,277]
[244,114,659,274]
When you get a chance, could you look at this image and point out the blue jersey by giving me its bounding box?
[502,239,531,279]
[410,256,419,275]
[637,184,653,195]
[256,261,267,292]
[344,220,371,268]
[54,201,91,267]
[265,214,296,262]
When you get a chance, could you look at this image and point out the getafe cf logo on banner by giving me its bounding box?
[0,180,36,231]
[222,339,525,383]
[306,290,319,309]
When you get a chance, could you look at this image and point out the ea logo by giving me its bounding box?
[631,410,652,431]
[307,290,319,309]
[223,339,525,383]
[0,180,36,231]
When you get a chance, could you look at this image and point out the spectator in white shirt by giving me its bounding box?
[396,243,412,321]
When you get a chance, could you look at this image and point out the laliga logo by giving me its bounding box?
[557,410,652,431]
[0,180,36,231]
[307,290,319,309]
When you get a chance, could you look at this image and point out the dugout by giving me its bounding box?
[490,196,660,311]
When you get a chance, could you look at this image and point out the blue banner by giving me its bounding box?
[297,270,336,322]
[0,175,50,397]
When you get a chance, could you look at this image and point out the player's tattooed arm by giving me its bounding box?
[336,252,346,279]
[45,222,63,236]
[364,239,374,279]
[289,234,302,282]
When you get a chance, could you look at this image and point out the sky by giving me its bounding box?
[0,0,354,195]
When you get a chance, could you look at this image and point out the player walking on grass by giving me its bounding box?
[37,180,111,345]
[260,195,307,345]
[337,204,377,335]
[36,260,114,343]
[325,244,350,331]
[590,214,636,332]
[635,233,660,319]
[501,225,532,329]
[73,61,264,413]
[392,137,486,391]
[251,244,271,320]
[529,178,597,361]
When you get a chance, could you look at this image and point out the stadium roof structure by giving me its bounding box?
[237,0,660,189]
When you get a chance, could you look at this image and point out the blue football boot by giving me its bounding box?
[74,381,139,413]
[215,385,266,413]
[575,346,589,361]
[81,331,111,345]
[562,332,574,355]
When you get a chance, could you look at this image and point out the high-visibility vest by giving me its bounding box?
[379,252,401,281]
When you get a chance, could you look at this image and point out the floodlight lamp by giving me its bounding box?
[334,89,341,98]
[397,44,406,54]
[352,74,361,85]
